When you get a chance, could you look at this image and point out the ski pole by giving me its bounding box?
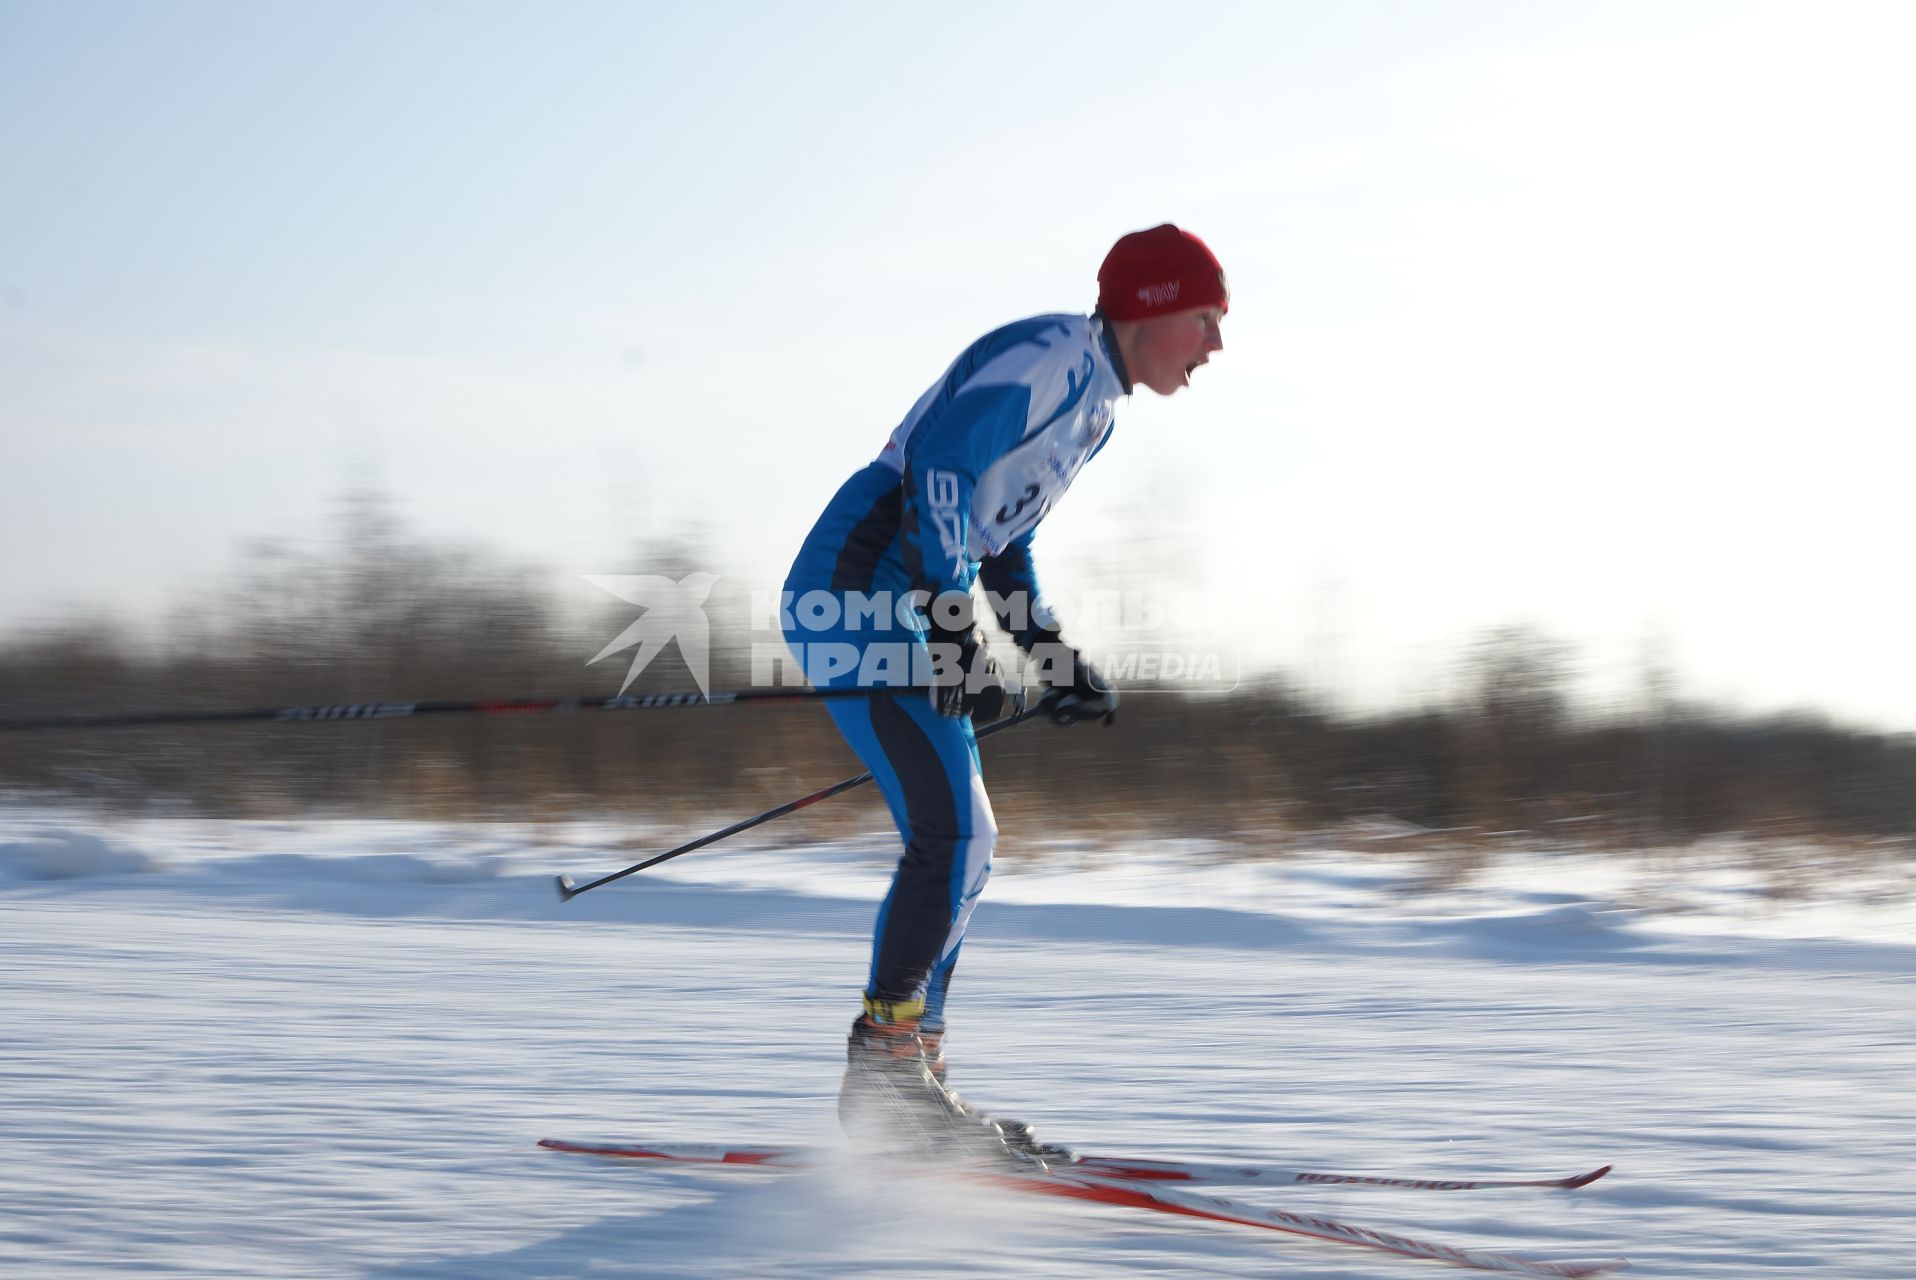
[554,697,1045,902]
[0,685,912,734]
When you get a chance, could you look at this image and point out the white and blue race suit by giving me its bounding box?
[783,311,1131,1027]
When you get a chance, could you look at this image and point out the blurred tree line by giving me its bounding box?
[2,502,1911,863]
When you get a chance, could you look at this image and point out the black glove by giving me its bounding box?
[924,624,1010,721]
[1030,631,1117,727]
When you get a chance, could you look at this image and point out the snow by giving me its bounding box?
[2,807,1912,1278]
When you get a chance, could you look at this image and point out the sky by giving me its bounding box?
[2,0,1913,729]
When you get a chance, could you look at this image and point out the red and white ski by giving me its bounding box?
[536,1138,1627,1277]
[534,1138,1611,1191]
[1070,1153,1613,1191]
[978,1167,1627,1278]
[537,1138,814,1169]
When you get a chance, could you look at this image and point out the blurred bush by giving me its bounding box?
[2,502,1912,856]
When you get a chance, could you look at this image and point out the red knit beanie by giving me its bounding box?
[1097,224,1229,321]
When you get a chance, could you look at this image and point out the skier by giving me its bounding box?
[781,224,1228,1159]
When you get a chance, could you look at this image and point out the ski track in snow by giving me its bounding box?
[1,811,1913,1278]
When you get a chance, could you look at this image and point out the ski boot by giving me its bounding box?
[838,1014,1023,1164]
[919,1026,1075,1164]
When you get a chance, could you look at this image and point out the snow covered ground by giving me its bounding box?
[2,808,1913,1278]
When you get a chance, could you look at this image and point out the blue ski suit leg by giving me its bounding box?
[784,618,996,1029]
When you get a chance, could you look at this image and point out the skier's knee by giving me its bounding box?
[961,816,996,894]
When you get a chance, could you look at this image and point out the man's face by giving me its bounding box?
[1130,306,1225,395]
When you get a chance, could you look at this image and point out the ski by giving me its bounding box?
[536,1138,815,1168]
[1070,1154,1613,1191]
[538,1139,1628,1277]
[534,1138,1611,1192]
[981,1167,1628,1278]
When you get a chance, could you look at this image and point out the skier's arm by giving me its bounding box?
[898,384,1031,621]
[895,385,1030,718]
[978,530,1115,725]
[978,532,1055,650]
